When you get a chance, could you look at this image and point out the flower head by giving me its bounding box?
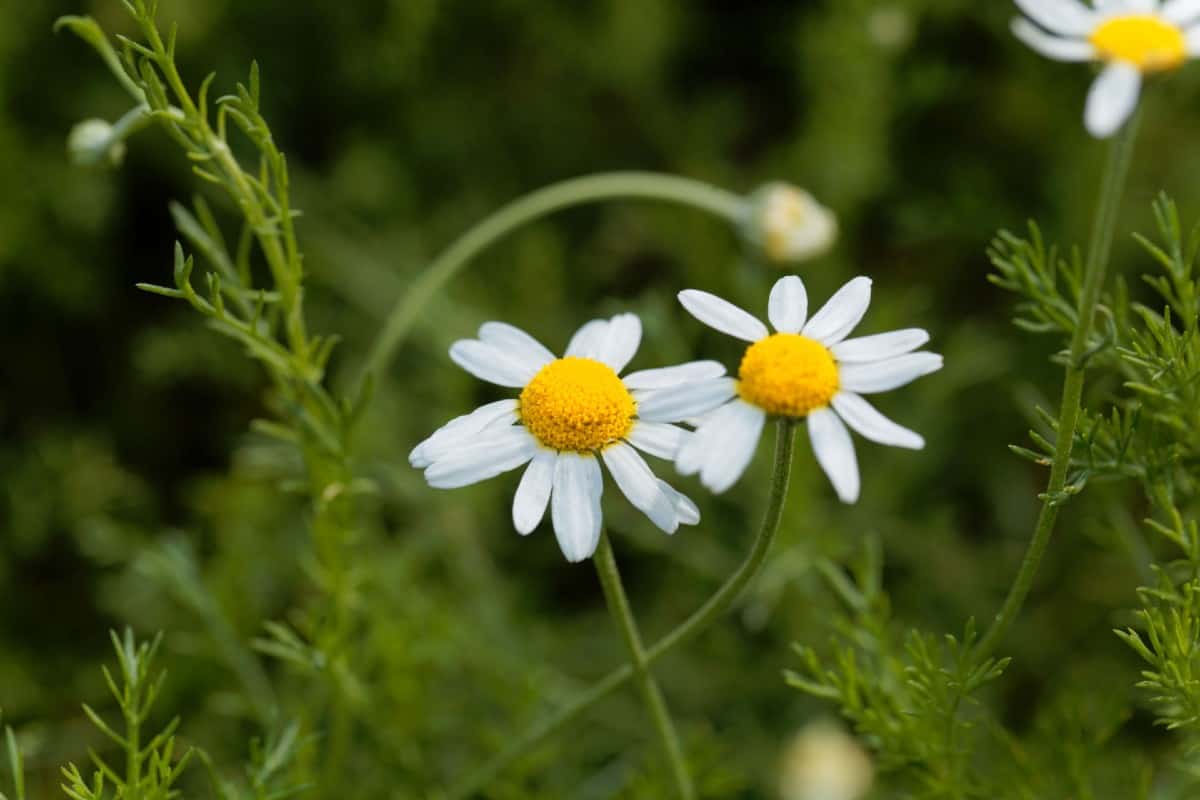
[744,183,838,264]
[410,314,730,562]
[674,275,942,501]
[1012,0,1200,137]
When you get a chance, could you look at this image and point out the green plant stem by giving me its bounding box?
[447,419,796,799]
[593,533,695,799]
[136,13,311,366]
[360,171,744,381]
[975,114,1141,660]
[125,705,141,799]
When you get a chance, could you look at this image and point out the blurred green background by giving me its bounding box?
[5,0,1200,796]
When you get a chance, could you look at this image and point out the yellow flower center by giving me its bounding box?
[1089,15,1187,72]
[519,357,636,452]
[737,333,839,417]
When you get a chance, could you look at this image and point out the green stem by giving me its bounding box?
[447,419,796,799]
[138,14,311,366]
[974,114,1141,660]
[593,533,695,799]
[125,706,141,800]
[359,172,744,381]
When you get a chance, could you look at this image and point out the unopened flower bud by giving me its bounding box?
[744,183,837,265]
[779,720,873,800]
[67,118,127,167]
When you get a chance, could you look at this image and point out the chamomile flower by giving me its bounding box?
[1012,0,1200,137]
[410,314,731,563]
[673,276,942,501]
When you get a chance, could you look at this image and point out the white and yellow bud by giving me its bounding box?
[67,118,127,167]
[745,183,838,265]
[779,720,874,800]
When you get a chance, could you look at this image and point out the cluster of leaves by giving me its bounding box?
[60,631,191,800]
[1104,198,1200,750]
[998,196,1200,749]
[787,538,1010,798]
[982,195,1200,774]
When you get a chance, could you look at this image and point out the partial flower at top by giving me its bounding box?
[410,314,732,563]
[674,276,942,501]
[1012,0,1200,137]
[743,183,838,264]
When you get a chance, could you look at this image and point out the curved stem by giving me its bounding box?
[360,172,744,381]
[447,419,796,799]
[594,533,695,799]
[974,114,1141,660]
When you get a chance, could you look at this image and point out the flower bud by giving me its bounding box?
[744,183,837,265]
[779,720,873,800]
[67,118,127,167]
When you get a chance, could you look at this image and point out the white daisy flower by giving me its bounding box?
[674,276,943,502]
[1011,0,1200,137]
[410,314,731,563]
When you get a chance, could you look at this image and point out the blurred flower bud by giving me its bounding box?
[744,183,837,265]
[779,720,873,800]
[867,7,914,52]
[67,118,127,167]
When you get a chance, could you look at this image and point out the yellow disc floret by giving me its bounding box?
[1090,15,1187,72]
[520,357,636,452]
[737,333,839,417]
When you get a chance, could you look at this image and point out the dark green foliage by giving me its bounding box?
[10,0,1200,797]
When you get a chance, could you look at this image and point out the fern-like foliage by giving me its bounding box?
[786,539,1009,798]
[60,630,193,800]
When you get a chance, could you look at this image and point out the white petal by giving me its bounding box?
[1165,0,1200,24]
[599,313,642,373]
[677,400,765,493]
[626,421,685,460]
[551,453,604,563]
[1011,18,1097,61]
[831,392,925,450]
[409,399,519,468]
[676,415,716,477]
[839,352,944,394]
[1085,62,1142,139]
[1014,0,1098,35]
[808,408,860,503]
[831,328,930,364]
[449,340,539,388]
[1187,22,1200,53]
[565,314,642,372]
[699,401,766,494]
[768,275,809,334]
[801,277,873,345]
[635,378,738,423]
[566,319,609,360]
[424,427,538,489]
[602,443,678,534]
[512,450,556,534]
[656,479,700,527]
[478,322,556,372]
[1093,0,1157,11]
[677,289,769,342]
[622,360,727,390]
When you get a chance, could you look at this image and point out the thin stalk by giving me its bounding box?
[975,114,1141,660]
[360,172,744,381]
[138,14,311,364]
[447,420,796,799]
[593,533,695,799]
[125,705,141,799]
